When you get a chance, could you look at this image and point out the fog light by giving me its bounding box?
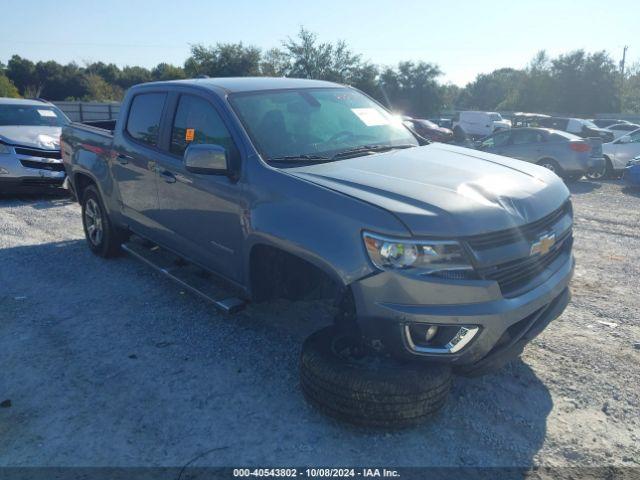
[405,324,480,354]
[408,324,439,345]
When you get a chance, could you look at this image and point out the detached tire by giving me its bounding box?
[300,327,452,428]
[81,185,128,258]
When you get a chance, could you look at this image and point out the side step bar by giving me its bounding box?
[121,238,246,314]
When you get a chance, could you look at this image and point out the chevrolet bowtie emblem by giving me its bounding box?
[530,233,556,256]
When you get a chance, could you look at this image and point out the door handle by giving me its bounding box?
[160,169,176,184]
[116,153,132,165]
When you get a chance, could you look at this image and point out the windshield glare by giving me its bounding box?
[0,105,69,127]
[229,88,418,161]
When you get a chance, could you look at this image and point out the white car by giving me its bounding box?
[605,123,640,140]
[593,128,640,178]
[453,111,511,138]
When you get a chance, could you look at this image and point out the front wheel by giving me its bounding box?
[81,185,128,257]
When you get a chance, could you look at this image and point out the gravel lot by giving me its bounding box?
[0,179,639,469]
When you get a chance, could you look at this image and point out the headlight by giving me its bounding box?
[363,232,474,275]
[0,143,12,154]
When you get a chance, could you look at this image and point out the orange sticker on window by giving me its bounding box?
[185,128,195,141]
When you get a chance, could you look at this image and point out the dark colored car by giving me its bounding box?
[537,117,614,143]
[428,118,453,129]
[403,117,453,143]
[511,113,550,128]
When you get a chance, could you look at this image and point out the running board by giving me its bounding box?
[121,238,246,314]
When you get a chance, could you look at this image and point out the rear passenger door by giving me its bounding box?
[504,129,546,162]
[112,92,167,235]
[153,92,245,282]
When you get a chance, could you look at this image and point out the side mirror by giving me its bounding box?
[184,144,228,175]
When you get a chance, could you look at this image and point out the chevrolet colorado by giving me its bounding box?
[61,77,573,382]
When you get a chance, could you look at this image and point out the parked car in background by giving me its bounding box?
[623,155,640,188]
[511,113,550,128]
[476,127,604,181]
[605,123,640,140]
[403,117,453,143]
[537,117,614,143]
[0,98,70,194]
[591,118,630,129]
[428,118,453,129]
[593,128,640,179]
[452,111,511,139]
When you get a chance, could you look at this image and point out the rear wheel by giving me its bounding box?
[300,327,452,428]
[537,159,563,177]
[81,185,128,257]
[586,157,613,180]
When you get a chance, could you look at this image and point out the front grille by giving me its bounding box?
[14,147,61,159]
[476,233,572,297]
[464,202,572,250]
[20,160,65,171]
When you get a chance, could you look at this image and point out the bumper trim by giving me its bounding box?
[404,325,480,354]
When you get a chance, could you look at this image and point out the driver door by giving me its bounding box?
[153,93,244,282]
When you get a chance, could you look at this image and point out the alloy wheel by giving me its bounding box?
[84,198,104,246]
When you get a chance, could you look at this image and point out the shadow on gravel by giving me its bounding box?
[1,239,553,468]
[622,186,640,198]
[0,192,72,208]
[567,181,601,195]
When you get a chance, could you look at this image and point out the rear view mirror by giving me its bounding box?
[184,144,228,174]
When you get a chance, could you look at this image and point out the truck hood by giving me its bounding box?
[288,143,570,237]
[0,126,62,150]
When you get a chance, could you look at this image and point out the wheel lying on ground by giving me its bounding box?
[300,327,452,428]
[81,185,128,258]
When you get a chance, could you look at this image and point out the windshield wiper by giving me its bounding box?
[269,154,332,165]
[331,144,416,160]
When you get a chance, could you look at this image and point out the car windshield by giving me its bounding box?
[229,88,418,162]
[0,104,69,127]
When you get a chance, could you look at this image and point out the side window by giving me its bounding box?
[481,131,510,148]
[630,130,640,143]
[512,130,544,145]
[126,93,166,146]
[170,95,236,157]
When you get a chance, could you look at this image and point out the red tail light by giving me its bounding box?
[570,142,591,153]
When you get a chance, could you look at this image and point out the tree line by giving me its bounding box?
[1,28,638,116]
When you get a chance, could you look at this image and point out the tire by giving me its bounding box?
[81,185,128,257]
[586,156,613,180]
[537,159,564,177]
[300,327,452,428]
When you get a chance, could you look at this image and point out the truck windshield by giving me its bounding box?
[229,88,418,162]
[0,104,70,127]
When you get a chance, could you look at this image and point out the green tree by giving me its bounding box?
[117,66,152,89]
[151,63,185,81]
[81,74,123,101]
[622,62,640,114]
[184,43,261,77]
[0,74,20,97]
[6,55,37,96]
[379,61,443,116]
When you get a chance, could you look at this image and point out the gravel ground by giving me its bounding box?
[0,180,639,469]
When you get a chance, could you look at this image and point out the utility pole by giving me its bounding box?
[621,45,628,89]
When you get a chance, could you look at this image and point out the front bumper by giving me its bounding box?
[0,151,66,193]
[350,252,574,367]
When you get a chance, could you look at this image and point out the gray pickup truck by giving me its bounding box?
[62,78,573,387]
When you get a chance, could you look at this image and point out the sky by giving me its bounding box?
[0,0,636,86]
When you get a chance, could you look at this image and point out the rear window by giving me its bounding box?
[548,131,580,141]
[489,113,502,121]
[126,93,167,146]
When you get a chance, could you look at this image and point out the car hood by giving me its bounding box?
[0,126,62,150]
[288,143,569,237]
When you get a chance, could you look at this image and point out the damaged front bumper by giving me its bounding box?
[350,251,574,370]
[0,147,66,193]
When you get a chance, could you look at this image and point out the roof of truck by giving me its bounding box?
[143,77,343,93]
[0,97,54,106]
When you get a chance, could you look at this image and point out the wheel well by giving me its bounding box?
[73,173,96,202]
[249,244,341,303]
